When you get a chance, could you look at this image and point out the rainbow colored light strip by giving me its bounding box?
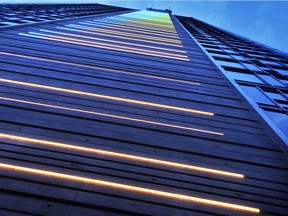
[83,20,179,37]
[27,31,187,59]
[84,20,178,36]
[21,32,189,61]
[77,22,181,43]
[59,25,183,47]
[19,11,189,61]
[37,30,185,53]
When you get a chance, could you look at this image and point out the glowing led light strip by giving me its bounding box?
[86,20,178,34]
[0,96,222,135]
[30,32,185,58]
[33,31,187,58]
[0,78,213,116]
[111,16,175,26]
[103,16,176,28]
[89,20,179,36]
[85,20,179,38]
[108,17,176,30]
[0,133,240,177]
[0,51,200,86]
[125,20,175,30]
[62,26,183,48]
[22,33,189,61]
[0,163,259,213]
[77,22,181,44]
[39,30,186,54]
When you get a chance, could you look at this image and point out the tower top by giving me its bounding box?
[146,7,172,14]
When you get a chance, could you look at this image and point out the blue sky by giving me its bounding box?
[4,1,288,54]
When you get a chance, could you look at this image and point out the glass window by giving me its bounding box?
[264,91,286,101]
[228,72,263,84]
[240,85,273,104]
[259,75,285,87]
[218,45,228,49]
[202,44,219,49]
[264,111,288,136]
[212,54,231,59]
[278,79,288,85]
[223,49,235,54]
[206,48,222,52]
[261,60,281,66]
[275,69,288,76]
[219,60,243,68]
[231,55,246,61]
[276,100,288,109]
[242,63,261,71]
[249,54,263,58]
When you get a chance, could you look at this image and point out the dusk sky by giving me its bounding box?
[4,1,288,54]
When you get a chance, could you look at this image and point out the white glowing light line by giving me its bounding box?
[107,17,176,30]
[84,20,179,38]
[34,34,189,61]
[0,96,222,135]
[63,25,183,48]
[77,22,181,44]
[84,20,179,36]
[0,51,200,86]
[92,18,177,32]
[0,78,213,116]
[39,29,186,54]
[31,32,187,59]
[113,17,175,28]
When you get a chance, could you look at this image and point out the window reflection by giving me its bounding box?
[275,69,288,76]
[259,75,285,87]
[242,63,260,71]
[240,85,273,105]
[228,72,263,84]
[264,111,288,136]
[219,61,242,68]
[264,91,285,101]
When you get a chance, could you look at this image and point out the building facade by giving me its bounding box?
[177,15,288,146]
[0,3,287,216]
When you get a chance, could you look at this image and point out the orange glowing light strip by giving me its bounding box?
[0,78,212,116]
[85,20,179,38]
[36,35,189,61]
[0,133,238,176]
[34,33,187,59]
[85,19,178,35]
[0,51,200,86]
[0,163,259,213]
[64,26,183,48]
[0,96,222,135]
[77,22,181,44]
[40,30,186,54]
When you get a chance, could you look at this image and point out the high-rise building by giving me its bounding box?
[0,3,287,216]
